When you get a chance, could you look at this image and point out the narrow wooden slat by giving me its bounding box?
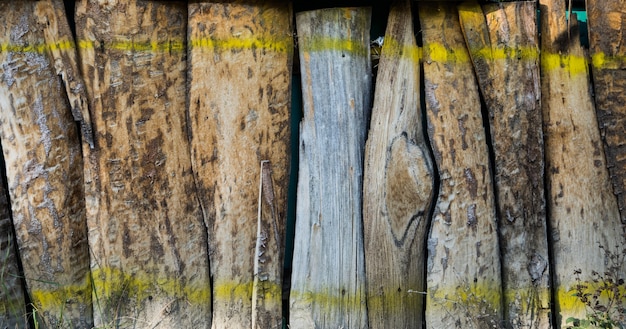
[0,1,93,327]
[363,1,434,328]
[418,3,503,328]
[187,2,292,328]
[458,2,551,328]
[290,7,371,328]
[0,168,27,328]
[587,0,626,223]
[75,1,211,327]
[539,0,624,325]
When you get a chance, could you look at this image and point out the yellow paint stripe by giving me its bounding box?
[0,38,624,72]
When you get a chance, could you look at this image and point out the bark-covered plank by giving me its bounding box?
[418,3,503,329]
[539,0,625,325]
[458,2,551,328]
[187,2,292,328]
[363,1,434,328]
[0,165,27,328]
[75,1,211,327]
[290,7,371,329]
[0,1,93,327]
[587,0,626,224]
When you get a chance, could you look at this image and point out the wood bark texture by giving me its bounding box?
[363,1,434,328]
[458,2,551,328]
[539,0,625,325]
[418,3,503,329]
[0,1,93,328]
[587,0,626,224]
[187,2,292,328]
[75,1,211,327]
[0,166,27,328]
[290,7,371,329]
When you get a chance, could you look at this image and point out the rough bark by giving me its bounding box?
[290,7,371,329]
[587,0,626,224]
[75,1,211,327]
[0,166,27,328]
[363,1,434,328]
[539,0,625,325]
[418,3,503,329]
[0,1,93,328]
[458,2,551,328]
[187,2,292,328]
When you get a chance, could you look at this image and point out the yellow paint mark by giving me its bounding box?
[381,36,422,63]
[541,52,589,76]
[190,37,292,53]
[424,42,471,64]
[555,281,626,313]
[290,288,366,313]
[30,278,91,311]
[300,37,369,56]
[427,282,502,314]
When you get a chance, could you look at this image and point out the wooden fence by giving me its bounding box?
[0,0,624,328]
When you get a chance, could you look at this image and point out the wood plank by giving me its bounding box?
[363,1,434,328]
[0,1,93,327]
[587,0,626,224]
[187,2,292,328]
[0,165,28,328]
[418,3,503,329]
[75,1,211,327]
[290,7,371,328]
[458,2,551,328]
[539,0,625,325]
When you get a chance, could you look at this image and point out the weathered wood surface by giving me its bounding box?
[0,168,27,328]
[458,2,551,328]
[76,1,211,327]
[0,1,93,328]
[539,0,625,325]
[418,3,503,329]
[187,2,292,328]
[587,0,626,224]
[363,1,434,328]
[290,7,371,329]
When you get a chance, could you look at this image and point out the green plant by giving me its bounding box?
[566,245,626,329]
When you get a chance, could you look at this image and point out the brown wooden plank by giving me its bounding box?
[187,2,292,328]
[539,0,625,325]
[75,1,211,327]
[363,1,434,328]
[0,1,93,327]
[418,3,503,329]
[587,0,626,224]
[290,7,371,328]
[0,166,27,328]
[458,2,551,328]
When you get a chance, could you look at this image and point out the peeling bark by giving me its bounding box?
[0,1,92,327]
[418,3,503,329]
[290,7,371,329]
[76,1,211,327]
[458,2,551,328]
[187,2,292,328]
[363,1,434,328]
[539,0,625,325]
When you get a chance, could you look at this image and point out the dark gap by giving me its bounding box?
[63,0,77,41]
[0,143,34,329]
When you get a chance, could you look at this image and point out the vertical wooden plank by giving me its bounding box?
[187,2,292,328]
[539,0,624,325]
[458,2,551,328]
[587,0,626,223]
[0,1,93,328]
[418,3,503,329]
[363,1,434,328]
[0,168,27,329]
[75,1,212,327]
[290,7,371,329]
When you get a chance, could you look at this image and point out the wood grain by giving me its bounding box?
[363,1,434,328]
[539,0,625,325]
[458,2,551,328]
[0,1,92,327]
[418,3,503,328]
[187,2,292,328]
[76,1,211,327]
[290,7,371,329]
